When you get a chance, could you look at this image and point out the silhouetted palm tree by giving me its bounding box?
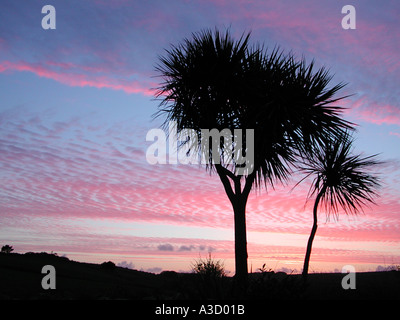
[155,28,351,287]
[298,132,381,278]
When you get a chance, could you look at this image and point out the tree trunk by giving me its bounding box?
[215,164,253,293]
[233,197,248,287]
[302,189,324,279]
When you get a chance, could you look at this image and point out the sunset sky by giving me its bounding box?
[0,0,399,274]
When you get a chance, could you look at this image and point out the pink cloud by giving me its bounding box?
[0,61,156,96]
[217,1,399,69]
[339,20,400,73]
[1,104,398,253]
[340,95,400,126]
[352,99,400,126]
[1,107,397,240]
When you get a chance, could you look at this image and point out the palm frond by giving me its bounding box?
[298,131,381,217]
[154,27,354,190]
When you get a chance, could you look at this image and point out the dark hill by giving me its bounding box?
[0,252,163,299]
[1,252,399,300]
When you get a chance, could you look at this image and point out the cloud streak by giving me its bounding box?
[0,61,156,96]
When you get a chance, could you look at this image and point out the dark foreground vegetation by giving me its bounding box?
[0,252,399,300]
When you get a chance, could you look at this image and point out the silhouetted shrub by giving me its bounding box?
[1,245,14,254]
[100,261,116,271]
[192,253,226,278]
[191,254,229,299]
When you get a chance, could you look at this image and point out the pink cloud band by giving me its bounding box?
[0,60,156,96]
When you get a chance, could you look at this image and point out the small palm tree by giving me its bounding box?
[298,132,381,278]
